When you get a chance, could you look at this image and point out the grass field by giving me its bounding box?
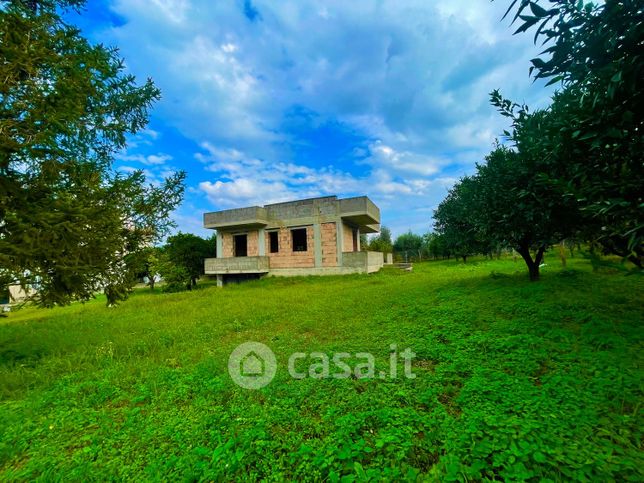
[0,256,642,480]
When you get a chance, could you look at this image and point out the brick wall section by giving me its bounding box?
[343,222,355,252]
[222,233,233,257]
[266,226,315,268]
[321,222,338,267]
[246,230,259,256]
[220,230,259,257]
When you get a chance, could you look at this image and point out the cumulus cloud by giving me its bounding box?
[196,142,361,207]
[84,0,551,235]
[194,141,459,236]
[360,141,448,177]
[103,0,546,154]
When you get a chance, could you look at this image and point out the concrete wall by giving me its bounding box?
[341,251,384,273]
[205,256,269,274]
[264,196,338,220]
[342,251,366,269]
[338,196,380,222]
[366,251,385,273]
[204,206,267,228]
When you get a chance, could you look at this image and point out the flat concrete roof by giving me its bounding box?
[204,195,380,231]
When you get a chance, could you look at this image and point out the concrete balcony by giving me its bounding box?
[204,256,270,274]
[203,206,268,230]
[342,251,384,273]
[339,196,380,232]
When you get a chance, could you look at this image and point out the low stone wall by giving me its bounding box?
[366,251,384,273]
[341,251,384,273]
[268,266,363,277]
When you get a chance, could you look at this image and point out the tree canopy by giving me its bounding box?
[367,226,393,254]
[433,0,643,278]
[499,0,643,264]
[162,233,216,290]
[0,0,185,306]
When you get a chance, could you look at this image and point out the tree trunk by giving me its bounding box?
[517,244,546,281]
[462,255,467,264]
[628,254,642,269]
[149,278,155,291]
[558,241,567,267]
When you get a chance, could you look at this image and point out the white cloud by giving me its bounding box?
[194,142,458,236]
[196,142,360,207]
[360,141,447,177]
[102,0,548,157]
[116,153,173,166]
[90,0,553,235]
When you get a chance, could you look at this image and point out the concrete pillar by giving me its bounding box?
[356,227,360,251]
[216,275,224,287]
[313,223,322,267]
[216,232,223,258]
[258,228,266,256]
[336,221,343,266]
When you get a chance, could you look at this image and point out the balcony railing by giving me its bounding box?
[341,251,384,273]
[204,256,270,274]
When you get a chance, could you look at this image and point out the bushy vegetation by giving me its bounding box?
[433,0,643,279]
[363,226,393,256]
[1,257,642,480]
[127,233,215,293]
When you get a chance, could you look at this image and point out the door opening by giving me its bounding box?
[234,234,248,257]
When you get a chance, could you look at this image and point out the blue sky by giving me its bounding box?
[67,0,551,238]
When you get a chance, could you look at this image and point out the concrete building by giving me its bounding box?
[203,195,384,286]
[0,284,34,306]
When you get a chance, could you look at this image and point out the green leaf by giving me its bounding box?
[544,75,564,86]
[529,2,548,18]
[514,15,540,34]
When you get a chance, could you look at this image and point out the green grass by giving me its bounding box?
[1,256,642,481]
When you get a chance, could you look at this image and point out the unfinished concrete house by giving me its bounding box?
[203,196,384,285]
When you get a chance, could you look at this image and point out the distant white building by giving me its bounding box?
[1,284,34,305]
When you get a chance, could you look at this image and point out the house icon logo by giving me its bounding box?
[228,341,277,389]
[240,351,264,377]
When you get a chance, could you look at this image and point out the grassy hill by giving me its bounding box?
[1,256,642,480]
